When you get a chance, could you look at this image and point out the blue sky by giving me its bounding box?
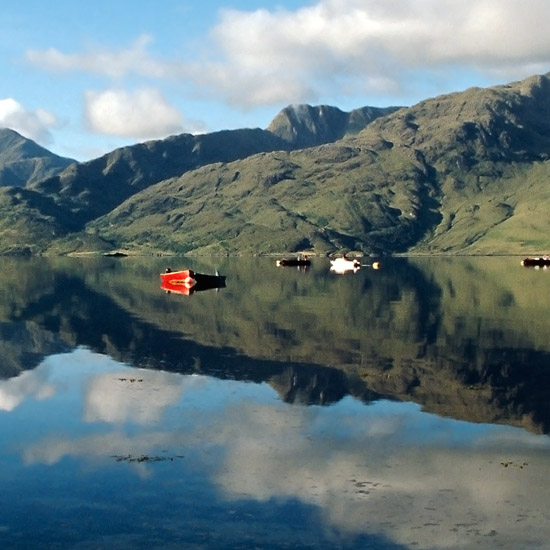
[1,0,549,161]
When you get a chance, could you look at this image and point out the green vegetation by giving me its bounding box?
[2,74,550,255]
[0,128,74,188]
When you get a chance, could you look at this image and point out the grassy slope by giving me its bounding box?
[0,128,75,188]
[2,75,550,255]
[89,141,435,255]
[85,73,550,256]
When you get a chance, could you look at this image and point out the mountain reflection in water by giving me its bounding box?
[1,256,550,432]
[1,348,550,550]
[1,256,550,549]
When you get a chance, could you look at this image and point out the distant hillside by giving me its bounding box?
[368,73,550,254]
[87,141,429,255]
[28,104,394,232]
[0,128,75,187]
[0,186,84,255]
[81,73,550,256]
[0,103,393,255]
[3,75,550,256]
[28,128,289,229]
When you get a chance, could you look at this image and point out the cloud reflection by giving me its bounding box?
[83,369,190,425]
[13,349,550,550]
[209,400,550,549]
[0,367,56,411]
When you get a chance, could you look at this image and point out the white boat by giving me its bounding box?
[330,257,361,274]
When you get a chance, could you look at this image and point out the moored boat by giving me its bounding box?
[276,257,311,267]
[161,269,195,285]
[330,257,361,274]
[521,257,550,267]
[160,269,226,294]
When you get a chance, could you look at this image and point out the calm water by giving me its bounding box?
[1,256,550,549]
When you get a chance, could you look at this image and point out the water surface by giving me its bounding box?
[1,256,549,549]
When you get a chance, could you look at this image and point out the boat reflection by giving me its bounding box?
[160,269,227,296]
[160,278,226,295]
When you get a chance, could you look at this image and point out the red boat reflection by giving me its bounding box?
[160,269,226,296]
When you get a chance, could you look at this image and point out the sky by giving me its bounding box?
[1,0,549,162]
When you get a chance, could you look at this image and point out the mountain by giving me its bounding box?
[29,129,290,228]
[3,74,550,255]
[267,104,400,147]
[85,73,550,256]
[0,104,394,255]
[28,105,394,233]
[367,73,550,255]
[87,137,431,255]
[0,128,75,188]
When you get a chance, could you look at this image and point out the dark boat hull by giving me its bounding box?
[522,257,550,267]
[276,258,311,267]
[193,273,226,290]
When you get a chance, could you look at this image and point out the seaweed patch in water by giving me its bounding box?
[111,454,185,463]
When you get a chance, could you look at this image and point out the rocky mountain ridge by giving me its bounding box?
[2,73,550,256]
[0,128,75,188]
[266,104,400,147]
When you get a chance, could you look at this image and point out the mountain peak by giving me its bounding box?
[267,103,401,147]
[0,128,75,188]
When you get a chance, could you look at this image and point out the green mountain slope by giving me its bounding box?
[29,129,290,229]
[0,186,81,255]
[361,73,550,254]
[28,105,394,233]
[86,73,550,256]
[0,128,75,187]
[3,75,550,256]
[88,141,434,255]
[0,104,395,255]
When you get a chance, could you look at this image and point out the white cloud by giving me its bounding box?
[84,88,183,139]
[22,0,550,121]
[0,97,58,145]
[201,0,550,106]
[25,34,173,80]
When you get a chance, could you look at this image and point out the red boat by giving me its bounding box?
[160,269,195,286]
[160,269,226,294]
